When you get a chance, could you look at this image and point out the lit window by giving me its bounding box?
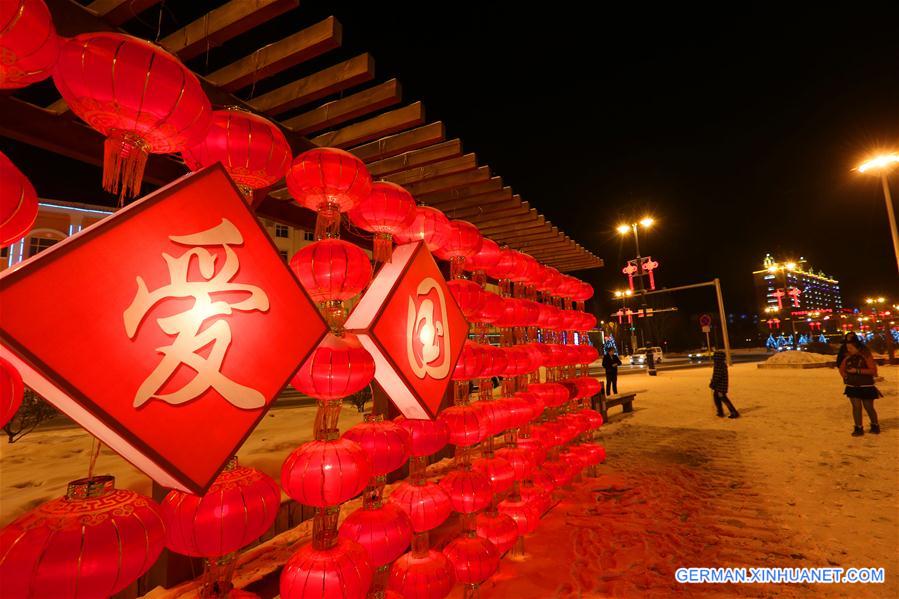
[303,230,314,241]
[275,224,289,238]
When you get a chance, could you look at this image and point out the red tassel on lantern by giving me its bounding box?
[0,356,23,428]
[53,33,211,202]
[181,108,292,203]
[0,475,165,599]
[349,181,417,263]
[0,151,39,248]
[0,0,58,89]
[287,147,372,239]
[291,332,375,401]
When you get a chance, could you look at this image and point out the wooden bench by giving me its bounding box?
[595,391,637,420]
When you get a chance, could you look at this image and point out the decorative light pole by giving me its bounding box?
[857,153,899,273]
[616,217,655,351]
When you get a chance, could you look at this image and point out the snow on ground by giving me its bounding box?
[764,351,834,365]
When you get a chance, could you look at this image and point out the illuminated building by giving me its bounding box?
[753,254,842,335]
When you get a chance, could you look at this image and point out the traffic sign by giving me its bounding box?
[699,314,712,328]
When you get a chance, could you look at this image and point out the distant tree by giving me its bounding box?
[4,389,56,443]
[350,386,372,413]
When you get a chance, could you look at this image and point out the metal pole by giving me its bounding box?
[881,173,899,274]
[713,278,732,365]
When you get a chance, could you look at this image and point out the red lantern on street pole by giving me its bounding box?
[290,238,372,330]
[349,181,417,263]
[291,332,375,401]
[0,476,165,599]
[182,108,291,203]
[53,33,212,202]
[0,0,59,89]
[0,151,38,248]
[287,147,372,239]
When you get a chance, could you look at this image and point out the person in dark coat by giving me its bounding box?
[835,332,859,369]
[709,350,739,418]
[601,347,622,395]
[839,338,881,436]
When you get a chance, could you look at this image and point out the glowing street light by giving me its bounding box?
[616,217,655,257]
[616,224,631,235]
[856,152,899,273]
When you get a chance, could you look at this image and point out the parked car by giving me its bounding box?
[631,346,663,365]
[688,349,713,361]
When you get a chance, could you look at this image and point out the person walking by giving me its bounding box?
[709,350,740,418]
[602,347,622,395]
[839,337,881,436]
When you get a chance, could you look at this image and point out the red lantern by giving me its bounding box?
[447,279,485,322]
[290,238,372,329]
[280,537,373,599]
[53,33,211,201]
[535,267,562,295]
[442,536,500,586]
[339,503,413,567]
[528,382,570,408]
[389,549,455,599]
[473,398,511,436]
[475,511,519,555]
[394,416,449,457]
[349,181,416,262]
[0,356,23,428]
[486,247,522,281]
[389,481,454,532]
[161,458,280,557]
[394,206,449,252]
[0,476,164,599]
[438,404,489,447]
[464,237,502,276]
[0,151,39,247]
[495,446,535,481]
[182,108,291,202]
[434,220,482,278]
[531,468,556,495]
[498,498,540,535]
[578,408,604,430]
[516,435,548,465]
[0,0,58,89]
[439,469,493,514]
[510,252,540,285]
[471,455,515,494]
[343,417,411,477]
[291,332,375,401]
[475,290,505,324]
[516,385,545,420]
[519,483,552,516]
[281,439,371,507]
[451,340,486,381]
[287,147,372,239]
[579,344,600,364]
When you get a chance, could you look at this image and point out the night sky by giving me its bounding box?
[9,2,899,320]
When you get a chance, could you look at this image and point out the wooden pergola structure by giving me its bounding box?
[0,0,602,273]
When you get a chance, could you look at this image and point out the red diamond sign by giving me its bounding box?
[0,165,327,493]
[346,241,468,419]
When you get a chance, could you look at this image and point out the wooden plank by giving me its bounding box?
[430,188,513,213]
[87,0,162,25]
[284,79,401,134]
[207,17,342,92]
[406,166,490,197]
[159,0,298,60]
[368,140,461,177]
[310,102,425,148]
[248,54,375,116]
[0,96,185,186]
[476,211,542,231]
[350,122,444,162]
[455,201,527,221]
[492,227,559,244]
[417,177,503,205]
[383,154,476,186]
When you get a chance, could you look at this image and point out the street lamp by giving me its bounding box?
[856,152,899,273]
[616,216,655,257]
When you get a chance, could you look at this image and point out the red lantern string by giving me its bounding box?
[0,151,39,248]
[182,107,291,204]
[0,0,59,89]
[349,181,416,263]
[287,147,372,240]
[53,33,212,203]
[0,476,165,599]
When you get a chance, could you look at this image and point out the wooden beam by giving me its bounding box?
[310,102,424,148]
[531,249,586,261]
[418,178,503,205]
[383,154,476,186]
[520,235,572,250]
[526,243,579,256]
[432,188,513,213]
[554,256,602,266]
[207,17,342,92]
[350,122,444,162]
[492,227,559,244]
[284,79,401,134]
[248,54,375,116]
[87,0,162,25]
[159,0,298,60]
[368,140,461,177]
[457,201,528,221]
[406,166,490,197]
[476,212,542,232]
[0,96,185,186]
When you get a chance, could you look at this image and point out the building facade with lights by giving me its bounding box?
[1,199,318,272]
[753,254,843,335]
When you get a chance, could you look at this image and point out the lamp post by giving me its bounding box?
[616,217,654,350]
[857,153,899,273]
